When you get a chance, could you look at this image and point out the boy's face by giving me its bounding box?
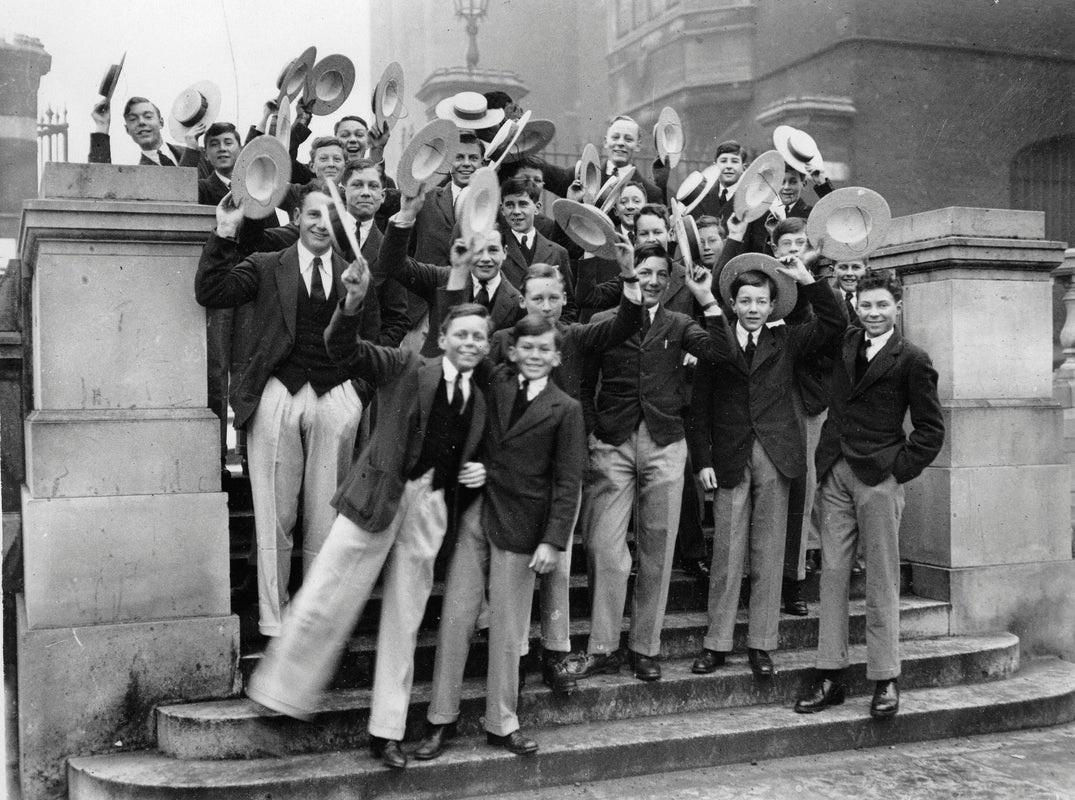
[438,314,490,371]
[635,212,669,248]
[297,193,333,255]
[501,192,537,233]
[637,256,670,308]
[714,151,744,187]
[335,120,369,158]
[465,230,505,282]
[773,230,809,258]
[603,118,640,167]
[520,276,565,324]
[732,283,773,332]
[616,186,645,224]
[856,287,901,338]
[311,144,345,182]
[508,330,561,381]
[206,132,240,174]
[515,166,544,193]
[451,140,483,187]
[343,167,385,221]
[778,169,806,206]
[698,225,723,267]
[834,260,867,294]
[124,101,164,150]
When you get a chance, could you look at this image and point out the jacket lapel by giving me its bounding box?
[750,326,779,374]
[644,304,669,345]
[362,224,382,263]
[504,383,559,440]
[438,185,455,227]
[417,360,442,430]
[853,331,902,396]
[663,262,686,307]
[533,234,554,265]
[501,234,528,287]
[496,374,515,437]
[274,245,301,339]
[490,279,519,326]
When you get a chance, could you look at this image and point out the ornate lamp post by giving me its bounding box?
[454,0,490,72]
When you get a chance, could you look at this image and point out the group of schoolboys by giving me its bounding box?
[96,85,942,769]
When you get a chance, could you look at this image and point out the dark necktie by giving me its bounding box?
[309,257,327,301]
[509,379,530,427]
[158,149,176,167]
[449,373,465,415]
[744,332,756,367]
[719,188,728,204]
[611,166,620,178]
[845,291,856,319]
[520,234,534,264]
[475,278,491,310]
[641,307,652,338]
[854,335,871,384]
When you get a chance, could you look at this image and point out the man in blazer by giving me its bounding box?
[383,186,524,358]
[688,245,843,681]
[195,182,375,638]
[742,166,837,255]
[796,271,944,719]
[248,263,491,770]
[417,316,586,760]
[89,96,202,168]
[576,242,732,683]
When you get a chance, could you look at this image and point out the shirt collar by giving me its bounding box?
[720,179,739,199]
[215,171,231,187]
[296,241,329,272]
[141,148,162,164]
[473,272,502,297]
[359,217,374,240]
[864,327,895,356]
[440,357,473,397]
[519,373,548,399]
[735,321,758,349]
[513,228,534,246]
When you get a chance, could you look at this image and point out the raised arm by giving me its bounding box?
[194,196,263,308]
[570,237,644,353]
[382,188,447,303]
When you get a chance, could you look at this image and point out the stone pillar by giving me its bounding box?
[16,164,238,800]
[870,207,1075,661]
[1052,248,1075,529]
[0,34,51,240]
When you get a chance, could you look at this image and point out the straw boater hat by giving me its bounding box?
[485,110,532,169]
[806,187,891,262]
[231,136,292,220]
[551,199,619,260]
[459,165,500,241]
[98,52,126,102]
[276,46,317,103]
[303,54,355,117]
[595,165,637,214]
[653,106,684,168]
[496,119,556,164]
[372,61,404,134]
[773,125,825,176]
[575,143,602,204]
[718,252,798,322]
[272,98,292,148]
[435,91,505,130]
[675,213,703,271]
[324,179,362,262]
[733,150,786,223]
[168,81,222,141]
[675,163,722,216]
[396,119,461,197]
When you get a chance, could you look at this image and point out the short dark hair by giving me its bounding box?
[714,140,746,161]
[458,131,484,155]
[309,136,345,159]
[856,270,902,301]
[500,175,540,203]
[123,96,161,119]
[205,122,239,142]
[731,270,778,302]
[509,315,561,348]
[340,158,382,187]
[296,179,331,208]
[635,203,670,228]
[439,302,492,334]
[521,262,566,294]
[334,115,369,134]
[634,240,670,267]
[771,216,807,245]
[484,91,514,110]
[501,155,544,181]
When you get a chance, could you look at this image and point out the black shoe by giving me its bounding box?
[794,672,847,713]
[747,648,775,680]
[691,649,726,674]
[487,730,538,755]
[369,737,407,769]
[683,558,710,580]
[413,722,456,761]
[542,650,580,694]
[574,650,623,679]
[870,678,899,719]
[782,580,808,616]
[804,549,821,575]
[628,650,661,682]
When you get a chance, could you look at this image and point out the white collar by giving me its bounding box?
[645,304,659,322]
[864,328,895,360]
[141,147,162,164]
[440,357,472,402]
[518,373,548,400]
[473,272,502,298]
[735,321,760,349]
[296,241,330,272]
[358,217,374,239]
[606,160,629,176]
[215,171,231,187]
[513,228,535,246]
[718,179,739,199]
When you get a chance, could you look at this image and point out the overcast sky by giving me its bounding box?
[4,0,373,164]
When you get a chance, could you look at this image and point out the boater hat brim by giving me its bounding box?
[806,187,892,262]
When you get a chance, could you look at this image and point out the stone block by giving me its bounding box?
[17,597,238,800]
[883,207,1045,244]
[32,240,207,410]
[25,409,221,497]
[902,464,1071,569]
[39,162,197,203]
[21,489,230,628]
[904,278,1053,400]
[929,400,1065,468]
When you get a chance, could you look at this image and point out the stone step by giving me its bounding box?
[169,609,961,761]
[68,653,1075,800]
[238,594,947,688]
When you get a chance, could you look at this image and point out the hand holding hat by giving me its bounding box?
[341,255,372,313]
[214,192,245,239]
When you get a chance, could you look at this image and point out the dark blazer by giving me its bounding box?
[89,132,200,168]
[583,305,734,447]
[380,222,524,357]
[412,183,457,264]
[499,226,578,324]
[687,281,844,488]
[479,367,585,553]
[324,306,487,533]
[743,197,814,255]
[815,328,944,486]
[194,235,380,428]
[539,158,662,204]
[585,259,700,321]
[487,291,644,400]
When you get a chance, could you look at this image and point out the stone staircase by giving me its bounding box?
[64,477,1075,799]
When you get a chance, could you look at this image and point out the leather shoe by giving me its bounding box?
[413,722,455,761]
[487,730,538,755]
[369,737,407,769]
[783,598,809,616]
[804,549,821,575]
[683,558,710,580]
[747,648,774,679]
[542,650,580,694]
[870,678,899,719]
[794,673,847,713]
[691,649,726,674]
[781,579,808,616]
[574,650,623,679]
[628,650,661,681]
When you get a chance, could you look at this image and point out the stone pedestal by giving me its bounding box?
[870,207,1075,660]
[16,164,238,800]
[1052,249,1075,529]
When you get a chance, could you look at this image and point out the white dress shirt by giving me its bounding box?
[513,229,535,250]
[472,272,502,299]
[518,373,548,401]
[863,328,894,362]
[441,358,473,405]
[297,241,333,297]
[735,322,758,350]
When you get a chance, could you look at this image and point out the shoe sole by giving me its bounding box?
[870,705,899,719]
[794,693,847,714]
